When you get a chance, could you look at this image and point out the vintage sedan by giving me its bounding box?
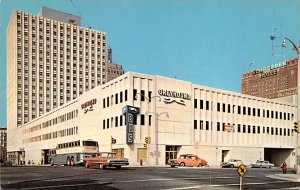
[168,154,207,167]
[83,152,129,169]
[222,159,243,168]
[251,160,274,168]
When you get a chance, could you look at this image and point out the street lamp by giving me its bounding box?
[283,37,300,174]
[135,93,161,165]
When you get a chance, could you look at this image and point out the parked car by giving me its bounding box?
[222,159,243,168]
[83,152,129,169]
[168,154,207,168]
[251,160,274,168]
[1,160,12,167]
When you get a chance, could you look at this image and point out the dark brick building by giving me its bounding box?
[242,57,298,99]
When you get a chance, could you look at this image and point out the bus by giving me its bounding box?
[48,140,99,166]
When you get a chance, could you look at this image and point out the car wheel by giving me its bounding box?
[66,157,70,166]
[99,164,104,170]
[198,163,203,167]
[116,166,121,170]
[85,161,90,168]
[179,162,185,167]
[171,165,175,168]
[230,164,234,168]
[71,157,75,166]
[260,165,262,168]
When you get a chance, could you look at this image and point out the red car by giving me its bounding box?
[169,154,207,167]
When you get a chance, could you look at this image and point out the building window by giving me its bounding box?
[107,119,109,129]
[243,125,246,133]
[120,91,123,103]
[103,120,105,129]
[133,89,137,100]
[149,115,152,126]
[217,122,220,131]
[252,108,256,116]
[271,111,274,118]
[253,126,256,134]
[194,99,197,109]
[275,111,278,119]
[238,124,241,133]
[243,106,246,115]
[148,91,152,102]
[200,120,203,130]
[217,103,220,112]
[228,104,231,113]
[125,90,128,101]
[267,110,269,118]
[115,116,118,127]
[200,100,203,109]
[115,93,118,104]
[248,107,251,116]
[194,120,197,129]
[120,115,123,126]
[206,121,209,130]
[258,126,260,134]
[141,90,145,101]
[141,114,145,125]
[258,109,260,117]
[238,106,241,114]
[103,98,105,108]
[206,101,209,110]
[106,97,109,108]
[223,103,226,112]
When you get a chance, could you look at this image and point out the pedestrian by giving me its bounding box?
[281,161,287,174]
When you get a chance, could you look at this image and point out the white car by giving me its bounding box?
[222,159,243,168]
[251,160,274,168]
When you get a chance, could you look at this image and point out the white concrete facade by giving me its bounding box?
[13,72,298,167]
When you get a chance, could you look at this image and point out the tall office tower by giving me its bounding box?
[242,58,298,99]
[0,128,7,162]
[7,8,106,147]
[105,47,124,82]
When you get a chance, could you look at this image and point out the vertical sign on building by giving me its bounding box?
[122,105,140,145]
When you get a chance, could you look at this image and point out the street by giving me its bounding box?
[1,166,300,190]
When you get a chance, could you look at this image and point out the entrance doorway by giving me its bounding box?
[222,150,230,162]
[165,146,180,165]
[42,149,50,164]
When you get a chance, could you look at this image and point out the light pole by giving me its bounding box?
[135,93,161,165]
[155,111,169,165]
[284,37,300,174]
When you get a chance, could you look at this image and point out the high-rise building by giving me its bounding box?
[105,47,124,82]
[0,128,7,162]
[241,57,298,99]
[7,8,106,149]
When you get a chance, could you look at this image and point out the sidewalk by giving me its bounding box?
[267,173,300,182]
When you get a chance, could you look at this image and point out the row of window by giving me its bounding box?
[103,90,128,108]
[194,99,294,121]
[102,114,152,129]
[24,126,79,144]
[193,120,292,136]
[23,109,78,134]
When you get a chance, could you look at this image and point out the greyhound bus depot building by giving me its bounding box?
[9,72,298,167]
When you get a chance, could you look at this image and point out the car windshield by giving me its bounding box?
[100,152,116,158]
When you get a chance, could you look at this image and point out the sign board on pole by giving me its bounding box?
[237,164,247,177]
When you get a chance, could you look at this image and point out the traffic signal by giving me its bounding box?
[145,137,151,144]
[294,121,299,133]
[111,137,117,144]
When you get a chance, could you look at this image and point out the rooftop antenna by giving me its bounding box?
[69,0,92,28]
[269,16,283,64]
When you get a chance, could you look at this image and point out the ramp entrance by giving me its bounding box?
[264,148,294,166]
